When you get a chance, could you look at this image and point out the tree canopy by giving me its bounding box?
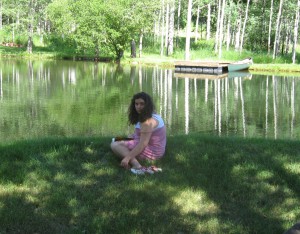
[0,0,299,62]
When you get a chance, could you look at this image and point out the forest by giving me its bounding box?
[0,0,300,63]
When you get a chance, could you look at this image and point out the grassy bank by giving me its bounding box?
[0,134,299,233]
[1,45,300,74]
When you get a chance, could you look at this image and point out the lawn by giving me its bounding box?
[0,134,299,233]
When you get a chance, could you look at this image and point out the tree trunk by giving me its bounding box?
[160,0,165,56]
[131,39,136,58]
[12,20,15,42]
[273,0,284,59]
[116,49,124,62]
[235,15,241,51]
[154,13,159,43]
[139,33,143,58]
[164,2,169,48]
[215,0,221,54]
[27,30,33,53]
[185,0,193,60]
[195,5,200,42]
[218,0,226,58]
[261,0,266,46]
[27,0,35,54]
[240,0,250,52]
[284,22,291,54]
[176,0,181,47]
[167,0,175,56]
[268,0,274,54]
[226,12,231,51]
[16,10,20,29]
[292,0,300,63]
[206,3,211,40]
[94,43,100,61]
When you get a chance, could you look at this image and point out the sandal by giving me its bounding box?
[130,167,154,175]
[149,166,162,172]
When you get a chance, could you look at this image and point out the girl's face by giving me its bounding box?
[135,98,145,114]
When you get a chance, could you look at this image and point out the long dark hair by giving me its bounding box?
[128,92,155,125]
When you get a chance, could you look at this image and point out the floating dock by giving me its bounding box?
[174,58,253,75]
[174,60,229,75]
[174,72,228,80]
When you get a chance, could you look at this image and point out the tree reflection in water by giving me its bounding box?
[0,59,299,142]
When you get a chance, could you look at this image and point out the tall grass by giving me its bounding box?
[0,135,299,233]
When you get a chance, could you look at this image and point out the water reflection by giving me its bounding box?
[0,59,299,142]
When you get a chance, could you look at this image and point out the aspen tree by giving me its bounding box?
[218,0,226,58]
[273,0,284,59]
[239,0,250,52]
[160,0,165,56]
[185,0,193,60]
[292,0,300,63]
[195,5,200,42]
[206,3,211,40]
[268,0,274,54]
[167,0,175,56]
[215,0,221,54]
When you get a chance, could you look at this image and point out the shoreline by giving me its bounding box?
[1,52,300,74]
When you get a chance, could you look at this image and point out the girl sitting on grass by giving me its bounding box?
[110,92,166,174]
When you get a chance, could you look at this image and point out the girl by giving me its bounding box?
[110,92,166,174]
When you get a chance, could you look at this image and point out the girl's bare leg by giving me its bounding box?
[110,141,142,168]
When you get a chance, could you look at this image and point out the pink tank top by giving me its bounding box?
[128,114,167,159]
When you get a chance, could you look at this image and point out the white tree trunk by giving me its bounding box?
[160,0,165,56]
[239,0,250,52]
[195,5,200,42]
[273,0,284,59]
[206,3,211,40]
[226,16,231,51]
[235,15,241,51]
[285,23,291,54]
[218,0,226,58]
[185,0,193,60]
[176,0,181,47]
[292,0,300,63]
[167,0,175,56]
[139,32,143,58]
[268,0,274,54]
[154,11,160,43]
[165,2,169,48]
[27,0,35,54]
[215,0,221,54]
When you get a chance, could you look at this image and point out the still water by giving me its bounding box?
[0,59,299,142]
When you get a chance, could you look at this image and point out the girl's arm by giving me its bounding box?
[120,118,157,168]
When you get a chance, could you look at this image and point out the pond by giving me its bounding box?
[0,59,299,142]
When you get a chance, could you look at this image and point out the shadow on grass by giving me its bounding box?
[0,136,299,233]
[164,135,300,233]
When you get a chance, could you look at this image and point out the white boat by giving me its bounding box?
[227,58,253,72]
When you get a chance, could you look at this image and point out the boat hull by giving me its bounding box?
[228,58,253,72]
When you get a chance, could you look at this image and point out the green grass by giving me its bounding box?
[0,134,299,233]
[1,40,300,74]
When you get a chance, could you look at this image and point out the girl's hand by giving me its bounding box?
[120,157,130,169]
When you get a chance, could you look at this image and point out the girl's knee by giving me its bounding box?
[110,141,117,150]
[110,141,124,150]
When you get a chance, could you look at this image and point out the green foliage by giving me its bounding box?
[43,34,76,52]
[45,0,160,60]
[192,39,215,50]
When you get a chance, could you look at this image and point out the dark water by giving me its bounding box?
[0,59,299,142]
